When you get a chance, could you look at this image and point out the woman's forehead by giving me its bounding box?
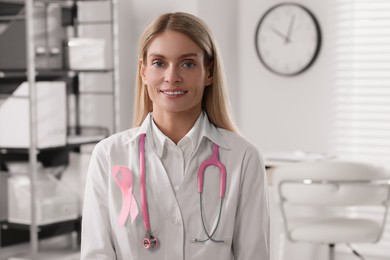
[146,31,204,59]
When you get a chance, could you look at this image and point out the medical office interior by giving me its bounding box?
[0,0,390,259]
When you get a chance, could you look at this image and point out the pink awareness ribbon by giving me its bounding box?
[112,166,139,226]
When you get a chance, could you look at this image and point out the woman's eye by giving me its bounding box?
[152,61,164,67]
[182,61,195,68]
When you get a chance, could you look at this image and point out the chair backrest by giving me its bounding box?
[273,161,390,206]
[272,161,390,242]
[279,181,389,206]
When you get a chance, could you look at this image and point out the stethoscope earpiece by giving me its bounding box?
[143,233,158,249]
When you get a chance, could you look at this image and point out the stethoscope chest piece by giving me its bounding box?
[143,232,158,249]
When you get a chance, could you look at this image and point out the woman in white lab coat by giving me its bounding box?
[81,12,270,260]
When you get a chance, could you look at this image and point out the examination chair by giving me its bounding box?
[272,161,390,260]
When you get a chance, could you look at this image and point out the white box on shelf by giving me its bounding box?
[0,81,67,149]
[67,38,106,70]
[7,172,79,225]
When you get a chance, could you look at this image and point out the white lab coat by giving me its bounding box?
[81,113,270,260]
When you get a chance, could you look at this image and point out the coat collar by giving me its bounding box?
[125,112,231,151]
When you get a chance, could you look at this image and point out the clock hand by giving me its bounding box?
[271,27,288,42]
[285,15,296,44]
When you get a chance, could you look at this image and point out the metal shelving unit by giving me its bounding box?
[0,0,119,258]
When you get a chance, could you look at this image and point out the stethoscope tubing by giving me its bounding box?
[195,143,227,243]
[195,195,224,243]
[139,134,151,233]
[197,144,227,198]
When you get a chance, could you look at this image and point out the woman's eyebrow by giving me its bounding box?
[148,53,200,59]
[179,53,199,59]
[148,53,165,59]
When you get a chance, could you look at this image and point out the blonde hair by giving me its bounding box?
[133,12,237,133]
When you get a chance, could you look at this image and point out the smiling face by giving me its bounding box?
[140,30,213,119]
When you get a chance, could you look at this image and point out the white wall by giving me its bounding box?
[239,0,335,155]
[197,0,240,124]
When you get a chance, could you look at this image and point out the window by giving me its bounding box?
[333,0,390,257]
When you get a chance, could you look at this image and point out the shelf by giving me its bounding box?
[0,0,111,4]
[0,218,81,247]
[0,69,114,79]
[35,0,112,3]
[1,131,107,167]
[0,15,25,22]
[0,133,107,152]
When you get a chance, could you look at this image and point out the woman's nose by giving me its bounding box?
[165,66,182,84]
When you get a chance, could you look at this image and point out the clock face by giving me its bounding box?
[255,3,321,76]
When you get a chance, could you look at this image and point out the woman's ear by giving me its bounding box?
[205,62,214,86]
[140,58,147,84]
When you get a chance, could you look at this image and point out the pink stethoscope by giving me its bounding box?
[139,133,227,249]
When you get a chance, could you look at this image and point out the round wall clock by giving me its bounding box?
[254,3,321,76]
